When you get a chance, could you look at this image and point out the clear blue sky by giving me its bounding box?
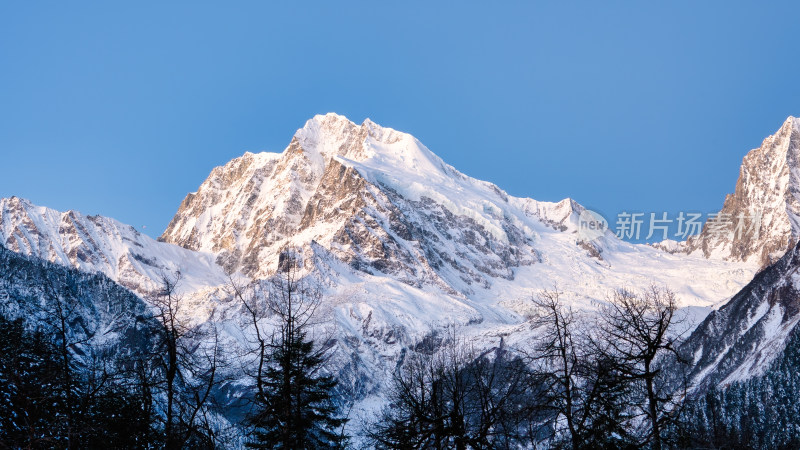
[1,2,798,239]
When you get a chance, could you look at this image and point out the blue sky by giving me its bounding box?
[1,2,798,239]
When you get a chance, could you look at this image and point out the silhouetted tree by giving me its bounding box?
[0,313,65,447]
[528,287,635,449]
[0,310,154,449]
[148,272,225,449]
[597,286,685,450]
[236,253,346,449]
[370,331,546,449]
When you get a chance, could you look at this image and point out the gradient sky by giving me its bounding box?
[1,2,799,239]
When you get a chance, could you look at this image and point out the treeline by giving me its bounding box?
[0,245,161,448]
[2,241,790,449]
[0,258,703,449]
[0,310,164,448]
[0,245,233,448]
[0,247,347,449]
[369,286,688,449]
[674,325,800,449]
[370,286,800,450]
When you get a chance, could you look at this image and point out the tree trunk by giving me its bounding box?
[645,362,661,450]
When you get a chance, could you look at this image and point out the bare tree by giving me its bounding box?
[529,288,583,449]
[528,287,635,449]
[39,273,105,448]
[149,272,186,448]
[597,285,685,450]
[148,271,224,449]
[228,276,269,405]
[43,278,81,447]
[371,329,545,449]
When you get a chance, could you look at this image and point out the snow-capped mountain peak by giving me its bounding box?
[159,114,753,311]
[686,116,800,266]
[161,113,520,281]
[293,113,455,183]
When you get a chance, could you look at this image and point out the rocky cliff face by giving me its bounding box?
[686,117,800,267]
[159,114,548,294]
[660,116,800,393]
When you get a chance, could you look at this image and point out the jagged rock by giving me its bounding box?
[686,117,800,267]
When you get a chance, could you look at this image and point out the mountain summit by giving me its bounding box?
[160,113,551,290]
[686,116,800,266]
[158,113,749,306]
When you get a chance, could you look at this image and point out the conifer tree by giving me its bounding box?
[236,252,346,449]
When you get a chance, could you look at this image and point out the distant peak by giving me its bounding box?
[291,113,416,162]
[361,117,394,137]
[300,113,392,137]
[305,112,357,130]
[766,115,800,152]
[2,196,33,208]
[777,115,798,129]
[297,113,356,138]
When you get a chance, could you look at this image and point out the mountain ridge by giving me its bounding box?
[0,195,228,317]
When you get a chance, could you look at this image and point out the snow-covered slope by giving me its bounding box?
[161,113,754,311]
[673,240,800,392]
[0,196,228,299]
[0,243,155,364]
[685,117,800,267]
